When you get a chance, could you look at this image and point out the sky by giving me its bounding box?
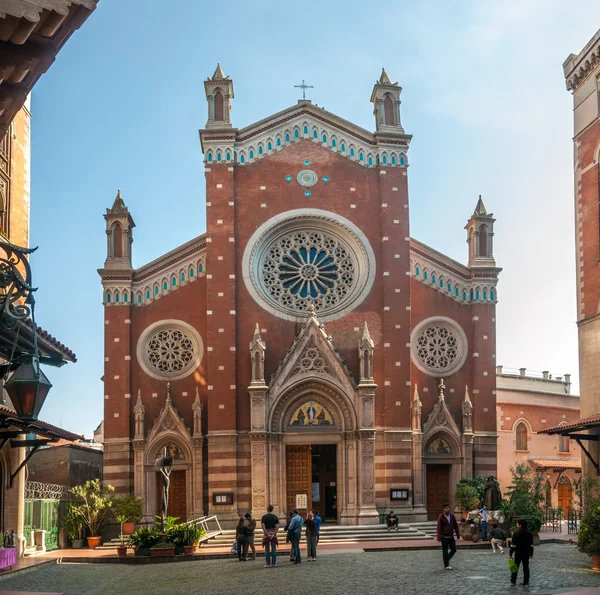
[25,1,600,437]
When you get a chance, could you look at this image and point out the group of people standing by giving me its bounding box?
[437,504,535,588]
[235,505,322,567]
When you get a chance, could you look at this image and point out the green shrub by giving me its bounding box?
[62,504,83,540]
[578,498,600,556]
[506,463,544,531]
[457,476,486,505]
[112,494,143,523]
[69,480,114,537]
[128,526,162,550]
[455,484,479,512]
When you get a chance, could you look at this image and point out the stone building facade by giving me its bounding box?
[99,66,501,524]
[563,30,600,475]
[496,366,581,509]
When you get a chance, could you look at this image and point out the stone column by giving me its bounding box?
[357,430,379,525]
[268,435,284,518]
[192,390,204,517]
[250,434,269,513]
[132,440,146,501]
[341,433,357,524]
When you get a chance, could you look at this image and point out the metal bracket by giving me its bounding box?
[575,438,600,475]
[9,444,43,487]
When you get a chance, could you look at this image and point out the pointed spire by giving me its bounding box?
[166,382,172,403]
[473,194,489,216]
[194,385,200,403]
[212,62,226,80]
[464,385,472,406]
[135,389,142,408]
[413,383,421,405]
[379,67,392,85]
[109,188,128,213]
[307,303,317,319]
[361,321,372,343]
[253,323,262,341]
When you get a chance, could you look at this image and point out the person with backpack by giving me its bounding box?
[490,525,506,553]
[509,518,534,588]
[287,509,304,564]
[235,516,249,562]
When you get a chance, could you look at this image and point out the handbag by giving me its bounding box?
[230,541,238,555]
[508,557,518,573]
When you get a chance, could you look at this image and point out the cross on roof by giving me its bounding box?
[294,79,314,100]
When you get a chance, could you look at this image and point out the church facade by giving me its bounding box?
[99,66,501,525]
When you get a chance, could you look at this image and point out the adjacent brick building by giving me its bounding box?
[99,66,502,524]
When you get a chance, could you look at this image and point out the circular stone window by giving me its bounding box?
[242,209,375,322]
[137,320,203,381]
[410,317,468,377]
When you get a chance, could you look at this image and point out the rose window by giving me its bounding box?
[137,320,203,381]
[410,317,467,377]
[243,209,375,322]
[297,170,318,187]
[147,329,195,374]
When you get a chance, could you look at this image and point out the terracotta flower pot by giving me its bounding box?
[116,546,127,558]
[184,545,197,555]
[122,522,136,535]
[87,536,102,549]
[151,546,174,557]
[592,552,600,572]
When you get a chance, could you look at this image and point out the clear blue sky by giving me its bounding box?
[27,1,600,437]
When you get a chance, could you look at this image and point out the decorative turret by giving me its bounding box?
[133,389,145,440]
[204,63,234,129]
[192,386,202,438]
[249,324,266,385]
[411,384,422,431]
[462,385,473,433]
[370,67,405,133]
[465,195,496,267]
[358,321,374,383]
[103,189,135,269]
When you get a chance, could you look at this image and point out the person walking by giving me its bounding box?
[490,525,506,554]
[235,516,249,562]
[313,510,322,544]
[436,504,461,570]
[478,504,488,541]
[509,519,534,588]
[287,509,303,564]
[305,511,318,561]
[261,504,279,568]
[244,512,257,561]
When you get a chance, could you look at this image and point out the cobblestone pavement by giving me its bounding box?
[0,544,598,595]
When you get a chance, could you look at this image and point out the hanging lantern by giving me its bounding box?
[4,356,52,421]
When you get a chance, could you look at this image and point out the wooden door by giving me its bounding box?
[558,477,572,512]
[426,464,450,521]
[286,445,312,513]
[156,470,187,521]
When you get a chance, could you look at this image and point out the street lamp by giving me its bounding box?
[1,237,52,421]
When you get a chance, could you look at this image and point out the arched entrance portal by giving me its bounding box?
[557,476,573,512]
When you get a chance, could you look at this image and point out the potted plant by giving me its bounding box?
[116,514,128,557]
[167,523,187,555]
[63,505,84,549]
[112,494,143,535]
[578,499,600,571]
[70,479,115,549]
[498,498,513,526]
[506,463,545,544]
[150,542,176,557]
[183,522,205,554]
[129,526,162,557]
[455,484,479,521]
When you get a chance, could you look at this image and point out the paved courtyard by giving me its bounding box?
[0,544,598,595]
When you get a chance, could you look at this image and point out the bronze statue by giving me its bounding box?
[155,447,173,532]
[484,474,502,510]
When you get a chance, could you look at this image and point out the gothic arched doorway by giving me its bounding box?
[557,476,573,512]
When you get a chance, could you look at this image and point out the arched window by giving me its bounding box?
[267,141,272,151]
[285,133,290,142]
[400,155,406,166]
[213,90,224,121]
[559,434,570,453]
[423,271,428,281]
[483,289,487,301]
[454,287,459,297]
[303,125,308,135]
[146,290,151,300]
[189,267,194,277]
[382,155,387,164]
[341,143,346,153]
[226,151,231,161]
[479,224,488,257]
[359,152,364,162]
[469,289,474,301]
[154,285,159,295]
[258,145,263,155]
[475,289,480,300]
[163,281,168,291]
[431,274,436,284]
[391,155,396,165]
[198,262,203,273]
[207,152,213,162]
[462,291,467,301]
[105,291,111,304]
[294,129,299,138]
[350,147,355,157]
[249,149,254,159]
[240,154,245,164]
[322,133,327,143]
[368,156,373,166]
[331,138,336,148]
[415,265,420,276]
[439,278,444,288]
[181,272,186,282]
[384,94,394,125]
[114,292,119,303]
[447,282,451,292]
[516,423,528,451]
[216,152,222,162]
[276,137,281,147]
[172,276,177,286]
[137,294,142,304]
[313,129,318,139]
[123,292,128,303]
[112,223,123,258]
[491,289,495,301]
